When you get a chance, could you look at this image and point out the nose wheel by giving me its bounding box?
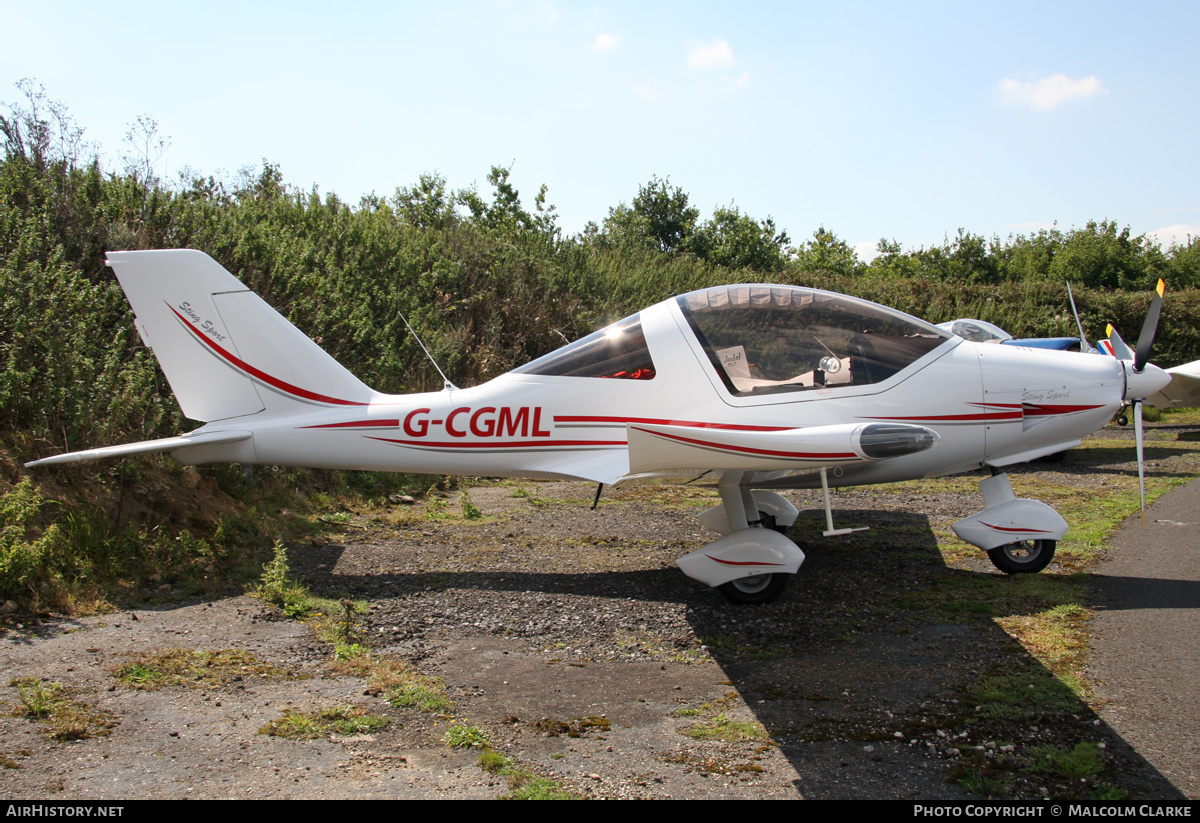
[717,573,789,604]
[986,539,1056,574]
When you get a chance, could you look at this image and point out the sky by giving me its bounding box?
[3,0,1197,261]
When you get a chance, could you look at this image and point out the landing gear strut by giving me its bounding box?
[952,473,1068,576]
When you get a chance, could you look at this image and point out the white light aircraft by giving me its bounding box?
[26,251,1173,603]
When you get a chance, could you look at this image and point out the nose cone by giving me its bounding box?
[1124,362,1171,401]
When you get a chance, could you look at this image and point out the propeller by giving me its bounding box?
[1113,279,1168,522]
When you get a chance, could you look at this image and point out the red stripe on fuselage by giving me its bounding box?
[555,415,791,431]
[1022,404,1105,416]
[167,303,368,407]
[301,419,400,429]
[867,412,1023,422]
[367,436,626,449]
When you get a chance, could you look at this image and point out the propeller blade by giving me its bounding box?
[1133,279,1165,372]
[1135,400,1146,525]
[1066,282,1095,353]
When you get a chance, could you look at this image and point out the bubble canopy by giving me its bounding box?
[513,284,951,396]
[678,285,951,396]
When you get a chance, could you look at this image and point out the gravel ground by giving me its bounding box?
[1,423,1196,800]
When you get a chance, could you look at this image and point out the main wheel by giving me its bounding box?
[717,573,789,605]
[986,539,1056,574]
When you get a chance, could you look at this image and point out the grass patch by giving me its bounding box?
[115,648,291,690]
[331,653,454,713]
[901,569,1089,626]
[1029,742,1106,779]
[478,750,576,799]
[995,603,1091,681]
[259,705,389,740]
[248,542,369,650]
[951,757,1008,799]
[443,722,490,749]
[458,490,484,520]
[9,678,117,741]
[966,670,1081,721]
[249,541,313,617]
[389,678,454,713]
[681,711,767,743]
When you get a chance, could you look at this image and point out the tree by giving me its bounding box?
[459,165,558,239]
[0,78,87,169]
[602,176,699,254]
[793,226,861,276]
[392,172,457,230]
[1046,220,1166,291]
[691,204,791,271]
[121,113,171,189]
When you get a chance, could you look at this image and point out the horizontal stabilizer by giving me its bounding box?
[25,431,252,468]
[626,422,938,474]
[1146,360,1200,409]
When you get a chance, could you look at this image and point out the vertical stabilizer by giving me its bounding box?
[106,250,376,422]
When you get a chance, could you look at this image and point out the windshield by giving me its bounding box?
[677,285,950,397]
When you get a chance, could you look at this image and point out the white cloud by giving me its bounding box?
[687,38,734,69]
[1146,223,1200,248]
[853,240,879,263]
[589,33,619,51]
[999,73,1105,110]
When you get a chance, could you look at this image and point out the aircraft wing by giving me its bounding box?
[626,422,938,474]
[1145,360,1200,409]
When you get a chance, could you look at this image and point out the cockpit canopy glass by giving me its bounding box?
[934,318,1013,344]
[677,285,950,397]
[512,313,656,380]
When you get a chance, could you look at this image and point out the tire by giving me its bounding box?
[986,539,1056,574]
[717,573,789,605]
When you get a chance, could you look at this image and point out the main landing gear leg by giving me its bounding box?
[676,471,804,605]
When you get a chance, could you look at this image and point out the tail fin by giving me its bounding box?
[1103,324,1134,360]
[107,250,375,422]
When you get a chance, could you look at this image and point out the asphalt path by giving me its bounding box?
[1090,479,1200,798]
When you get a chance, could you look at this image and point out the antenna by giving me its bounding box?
[399,312,458,392]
